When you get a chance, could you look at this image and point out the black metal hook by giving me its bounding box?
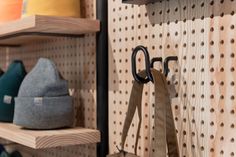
[150,57,163,68]
[132,45,178,82]
[131,46,153,83]
[164,56,178,77]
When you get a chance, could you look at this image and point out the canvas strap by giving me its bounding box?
[120,69,179,156]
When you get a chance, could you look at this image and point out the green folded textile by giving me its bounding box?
[0,144,5,154]
[0,151,22,157]
[0,151,10,157]
[0,60,26,122]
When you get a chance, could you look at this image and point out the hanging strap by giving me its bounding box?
[151,70,179,157]
[121,70,145,154]
[120,69,179,157]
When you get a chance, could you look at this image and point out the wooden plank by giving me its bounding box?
[0,15,100,45]
[0,36,57,46]
[0,123,100,149]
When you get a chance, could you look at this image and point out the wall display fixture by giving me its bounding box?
[0,0,102,156]
[3,0,236,156]
[109,0,236,157]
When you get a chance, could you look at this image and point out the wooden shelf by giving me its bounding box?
[0,123,100,149]
[0,15,100,46]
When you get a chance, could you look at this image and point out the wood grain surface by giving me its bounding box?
[0,15,100,45]
[108,0,236,157]
[0,123,100,149]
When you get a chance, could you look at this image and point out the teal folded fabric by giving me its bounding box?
[0,151,22,157]
[0,145,5,155]
[0,60,26,122]
[0,151,10,157]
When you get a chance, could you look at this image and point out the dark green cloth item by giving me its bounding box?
[0,69,4,76]
[10,151,22,157]
[0,60,26,122]
[0,151,22,157]
[0,145,5,156]
[0,151,9,157]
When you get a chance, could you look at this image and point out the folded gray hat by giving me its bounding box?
[13,58,74,129]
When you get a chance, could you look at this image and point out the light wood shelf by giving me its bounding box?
[0,15,100,46]
[0,123,100,149]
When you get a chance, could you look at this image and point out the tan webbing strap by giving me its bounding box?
[120,69,179,156]
[152,70,179,157]
[121,70,145,154]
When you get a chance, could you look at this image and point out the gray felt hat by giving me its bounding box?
[13,58,74,129]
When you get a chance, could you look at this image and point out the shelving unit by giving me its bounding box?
[0,14,101,151]
[0,123,100,149]
[0,15,100,46]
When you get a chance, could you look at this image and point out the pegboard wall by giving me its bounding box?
[0,0,97,157]
[109,0,236,157]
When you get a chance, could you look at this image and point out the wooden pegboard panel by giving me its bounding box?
[0,36,97,157]
[109,0,236,157]
[0,0,97,157]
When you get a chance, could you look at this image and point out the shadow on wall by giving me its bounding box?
[146,0,235,24]
[108,41,120,91]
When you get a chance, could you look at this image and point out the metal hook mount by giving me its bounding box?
[164,56,178,77]
[131,45,153,83]
[131,46,178,83]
